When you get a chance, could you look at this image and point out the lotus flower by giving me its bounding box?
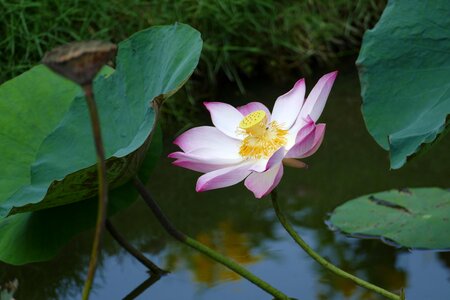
[169,71,337,198]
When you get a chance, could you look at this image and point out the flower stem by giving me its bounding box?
[106,219,169,276]
[270,189,403,300]
[133,177,291,300]
[81,84,109,300]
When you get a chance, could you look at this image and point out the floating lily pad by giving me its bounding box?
[0,126,162,265]
[329,188,450,249]
[357,0,450,169]
[0,24,202,217]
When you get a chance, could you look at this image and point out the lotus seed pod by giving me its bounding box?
[42,40,117,86]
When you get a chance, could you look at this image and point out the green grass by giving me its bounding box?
[0,0,385,125]
[1,0,385,83]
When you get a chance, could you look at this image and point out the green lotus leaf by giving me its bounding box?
[0,24,202,217]
[0,125,162,265]
[329,188,450,249]
[357,0,450,169]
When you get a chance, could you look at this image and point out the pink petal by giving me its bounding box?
[237,102,271,119]
[285,121,316,158]
[299,71,337,122]
[204,102,244,139]
[285,115,313,149]
[169,150,242,164]
[271,79,305,129]
[196,162,254,192]
[285,123,325,159]
[300,124,326,158]
[173,159,240,173]
[266,147,286,169]
[245,163,284,198]
[174,126,241,155]
[250,146,286,172]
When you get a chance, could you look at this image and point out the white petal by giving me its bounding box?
[271,79,305,129]
[172,159,241,173]
[299,71,337,122]
[250,147,286,172]
[196,161,254,192]
[204,102,244,139]
[174,126,241,156]
[285,123,316,158]
[245,163,284,198]
[285,115,314,150]
[169,148,242,162]
[299,124,326,158]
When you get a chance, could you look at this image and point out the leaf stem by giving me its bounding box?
[122,275,162,300]
[133,177,291,300]
[106,219,169,276]
[270,189,403,300]
[81,84,109,300]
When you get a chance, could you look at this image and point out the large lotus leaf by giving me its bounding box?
[328,188,450,249]
[0,24,202,217]
[0,125,162,265]
[356,0,450,169]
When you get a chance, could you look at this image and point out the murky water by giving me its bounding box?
[1,66,449,299]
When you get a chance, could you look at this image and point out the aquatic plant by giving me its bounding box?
[0,0,449,298]
[169,72,336,197]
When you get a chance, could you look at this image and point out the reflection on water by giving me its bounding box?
[158,220,261,287]
[1,65,449,299]
[190,221,260,284]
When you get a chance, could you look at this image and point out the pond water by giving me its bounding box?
[1,65,449,300]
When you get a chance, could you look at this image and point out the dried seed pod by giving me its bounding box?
[42,40,117,86]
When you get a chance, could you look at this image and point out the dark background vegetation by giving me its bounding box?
[1,0,386,124]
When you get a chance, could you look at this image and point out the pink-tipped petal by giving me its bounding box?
[285,115,314,149]
[294,116,315,139]
[300,71,337,122]
[285,121,316,158]
[266,147,286,169]
[300,124,326,158]
[196,162,254,192]
[174,126,241,155]
[245,163,284,198]
[173,159,240,173]
[169,150,242,164]
[271,79,305,129]
[237,102,271,119]
[204,102,244,139]
[250,146,286,173]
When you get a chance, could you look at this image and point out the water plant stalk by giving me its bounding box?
[133,177,291,300]
[270,189,404,300]
[81,83,109,300]
[106,219,168,276]
[123,275,162,300]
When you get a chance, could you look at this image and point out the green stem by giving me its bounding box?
[133,177,291,300]
[270,189,403,300]
[123,275,162,300]
[81,84,109,300]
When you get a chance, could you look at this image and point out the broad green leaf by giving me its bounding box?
[329,188,450,249]
[0,126,162,265]
[0,24,202,217]
[356,0,450,169]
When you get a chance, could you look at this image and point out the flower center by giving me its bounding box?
[238,110,288,159]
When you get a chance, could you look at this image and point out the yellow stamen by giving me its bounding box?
[238,110,288,159]
[239,110,267,136]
